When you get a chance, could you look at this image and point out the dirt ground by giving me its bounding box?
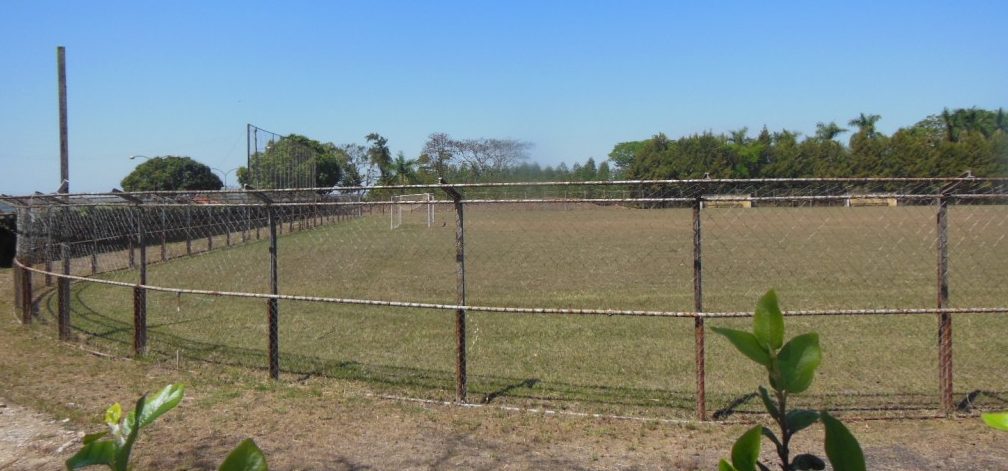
[2,272,1007,469]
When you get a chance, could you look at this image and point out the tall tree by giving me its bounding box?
[814,122,848,141]
[122,156,222,191]
[390,151,419,185]
[366,133,393,184]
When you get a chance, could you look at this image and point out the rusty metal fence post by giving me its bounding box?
[45,211,53,286]
[185,206,192,255]
[134,207,148,356]
[90,214,97,275]
[267,205,280,380]
[936,192,953,416]
[693,196,706,421]
[21,262,33,324]
[58,242,71,340]
[160,208,167,261]
[442,182,468,403]
[12,262,22,321]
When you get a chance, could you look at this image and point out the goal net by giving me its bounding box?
[391,193,435,229]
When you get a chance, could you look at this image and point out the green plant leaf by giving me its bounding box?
[134,384,184,430]
[719,459,738,471]
[219,438,269,471]
[776,333,821,393]
[65,439,117,470]
[791,453,826,470]
[822,412,866,471]
[104,402,122,426]
[753,290,784,350]
[82,431,108,445]
[785,409,820,434]
[761,427,782,451]
[982,411,1008,431]
[712,327,772,366]
[730,425,763,471]
[758,386,780,419]
[115,394,147,471]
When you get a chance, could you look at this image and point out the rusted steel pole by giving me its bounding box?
[90,214,98,275]
[936,194,953,416]
[58,243,71,340]
[693,196,706,421]
[267,207,280,380]
[45,211,53,286]
[185,206,192,255]
[13,263,22,321]
[160,208,167,261]
[134,207,148,356]
[442,182,468,403]
[22,262,33,324]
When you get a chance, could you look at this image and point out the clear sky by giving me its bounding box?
[1,0,1005,194]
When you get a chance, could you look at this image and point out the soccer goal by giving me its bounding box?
[391,193,435,229]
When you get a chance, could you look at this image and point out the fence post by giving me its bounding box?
[12,261,20,319]
[185,206,192,255]
[127,208,136,269]
[22,262,33,324]
[693,196,706,421]
[207,212,213,251]
[58,242,71,340]
[936,192,953,416]
[90,213,98,275]
[160,208,167,261]
[134,207,148,356]
[442,183,467,403]
[267,206,280,380]
[45,211,53,286]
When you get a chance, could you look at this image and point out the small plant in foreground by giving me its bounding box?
[66,384,267,471]
[982,411,1008,431]
[712,290,865,471]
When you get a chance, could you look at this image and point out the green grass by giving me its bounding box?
[49,203,1008,419]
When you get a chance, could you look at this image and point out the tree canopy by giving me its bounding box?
[121,156,222,191]
[238,134,358,189]
[612,107,1007,180]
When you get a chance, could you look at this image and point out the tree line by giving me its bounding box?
[612,107,1008,180]
[122,106,1006,192]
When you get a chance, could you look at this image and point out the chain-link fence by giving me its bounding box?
[6,178,1008,421]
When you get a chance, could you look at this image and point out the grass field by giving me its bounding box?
[42,202,1008,419]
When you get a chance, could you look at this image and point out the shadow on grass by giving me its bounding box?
[44,284,1008,419]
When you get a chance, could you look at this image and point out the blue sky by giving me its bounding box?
[1,1,1005,194]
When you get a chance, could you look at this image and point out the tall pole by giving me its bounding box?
[267,207,279,380]
[57,46,69,194]
[937,193,953,416]
[693,196,706,421]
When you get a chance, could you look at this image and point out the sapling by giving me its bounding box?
[66,384,268,471]
[713,290,866,471]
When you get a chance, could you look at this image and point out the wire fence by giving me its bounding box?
[6,178,1008,421]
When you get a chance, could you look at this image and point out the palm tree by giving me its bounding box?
[848,113,882,139]
[391,152,419,185]
[814,122,848,141]
[365,133,393,184]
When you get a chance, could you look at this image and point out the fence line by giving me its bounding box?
[6,178,1008,421]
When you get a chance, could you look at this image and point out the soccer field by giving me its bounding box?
[56,203,1008,418]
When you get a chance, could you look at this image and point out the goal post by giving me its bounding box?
[391,193,435,229]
